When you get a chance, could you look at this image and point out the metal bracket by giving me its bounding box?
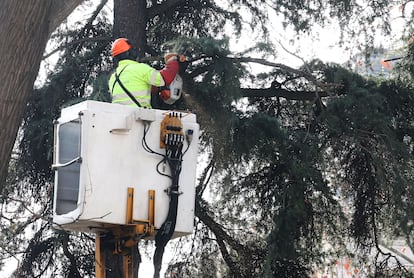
[95,188,156,278]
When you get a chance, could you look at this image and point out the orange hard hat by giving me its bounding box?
[111,38,132,57]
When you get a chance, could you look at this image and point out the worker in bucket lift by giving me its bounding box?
[108,37,180,108]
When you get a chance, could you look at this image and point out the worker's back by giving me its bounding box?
[109,59,164,108]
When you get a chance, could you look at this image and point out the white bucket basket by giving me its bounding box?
[52,101,199,238]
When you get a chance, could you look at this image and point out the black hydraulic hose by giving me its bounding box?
[153,145,183,278]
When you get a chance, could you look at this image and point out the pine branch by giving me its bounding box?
[231,56,343,92]
[147,0,186,18]
[61,233,82,278]
[43,0,110,59]
[215,235,242,277]
[195,198,254,277]
[240,87,328,100]
[49,0,85,35]
[195,199,246,256]
[183,55,343,99]
[140,53,339,102]
[147,0,230,19]
[195,157,215,197]
[17,223,57,277]
[188,63,216,78]
[233,56,307,75]
[43,36,111,59]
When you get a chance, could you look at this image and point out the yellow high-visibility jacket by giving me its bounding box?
[108,60,165,108]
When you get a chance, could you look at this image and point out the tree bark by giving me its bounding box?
[0,0,83,194]
[99,1,151,276]
[113,0,148,57]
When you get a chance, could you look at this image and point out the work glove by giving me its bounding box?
[164,53,186,63]
[159,89,171,101]
[164,53,178,63]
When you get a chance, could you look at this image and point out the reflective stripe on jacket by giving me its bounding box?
[108,59,165,108]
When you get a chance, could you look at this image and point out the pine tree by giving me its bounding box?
[1,1,414,277]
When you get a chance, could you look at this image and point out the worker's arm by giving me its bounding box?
[149,54,178,92]
[159,54,179,85]
[151,54,181,104]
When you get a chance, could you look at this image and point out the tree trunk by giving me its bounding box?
[101,241,141,278]
[113,0,148,58]
[0,0,83,194]
[103,1,150,276]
